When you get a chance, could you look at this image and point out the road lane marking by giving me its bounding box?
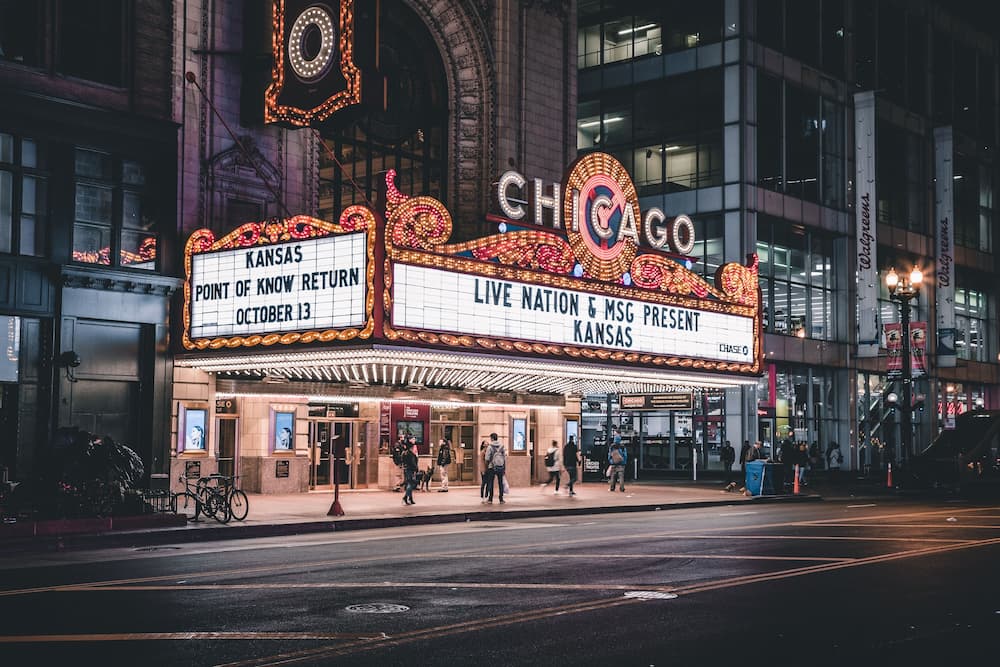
[800,523,1000,529]
[4,505,991,599]
[212,595,643,667]
[215,534,1000,666]
[0,632,384,643]
[846,504,877,508]
[718,511,758,516]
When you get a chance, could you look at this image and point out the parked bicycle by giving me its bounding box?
[173,475,230,523]
[217,474,249,521]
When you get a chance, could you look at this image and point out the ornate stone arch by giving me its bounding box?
[204,135,284,235]
[402,0,496,225]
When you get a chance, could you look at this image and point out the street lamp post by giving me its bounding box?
[885,267,923,467]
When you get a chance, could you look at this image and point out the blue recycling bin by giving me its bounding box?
[745,461,784,496]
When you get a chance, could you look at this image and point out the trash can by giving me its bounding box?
[745,461,785,496]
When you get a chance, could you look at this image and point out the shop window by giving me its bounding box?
[72,148,160,270]
[955,287,991,362]
[758,217,837,341]
[0,133,47,257]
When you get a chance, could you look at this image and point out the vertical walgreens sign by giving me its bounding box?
[854,92,879,357]
[934,127,957,367]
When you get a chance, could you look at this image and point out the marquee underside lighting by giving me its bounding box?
[176,347,757,395]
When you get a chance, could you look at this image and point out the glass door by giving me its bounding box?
[309,421,332,489]
[216,417,238,479]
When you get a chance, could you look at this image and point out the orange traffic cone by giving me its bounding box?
[886,462,893,488]
[793,465,800,494]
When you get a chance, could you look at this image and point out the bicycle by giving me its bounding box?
[195,475,232,523]
[201,474,249,522]
[223,475,249,521]
[173,475,229,522]
[172,476,202,521]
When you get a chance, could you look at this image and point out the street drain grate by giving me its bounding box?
[624,591,678,600]
[345,603,410,614]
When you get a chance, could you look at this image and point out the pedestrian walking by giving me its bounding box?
[608,434,628,492]
[401,441,419,505]
[797,441,810,487]
[484,433,507,504]
[721,440,736,483]
[541,440,561,494]
[562,435,580,496]
[436,438,452,492]
[479,440,490,499]
[391,433,407,492]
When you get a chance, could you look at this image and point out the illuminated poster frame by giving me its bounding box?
[182,210,377,350]
[381,153,763,376]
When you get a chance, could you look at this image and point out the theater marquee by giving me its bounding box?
[182,209,376,350]
[181,153,763,377]
[383,152,763,376]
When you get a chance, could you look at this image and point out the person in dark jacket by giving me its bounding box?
[739,439,753,475]
[436,438,453,492]
[779,435,796,490]
[721,440,736,483]
[562,436,580,496]
[401,442,419,505]
[608,434,628,492]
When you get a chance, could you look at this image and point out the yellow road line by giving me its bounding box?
[214,535,1000,666]
[796,523,1000,529]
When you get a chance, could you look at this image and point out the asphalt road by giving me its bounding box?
[3,498,1000,666]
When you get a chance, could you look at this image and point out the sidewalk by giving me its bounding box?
[1,479,829,553]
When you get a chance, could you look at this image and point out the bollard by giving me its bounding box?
[793,464,800,494]
[886,462,893,488]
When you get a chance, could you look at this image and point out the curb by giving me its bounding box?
[0,493,822,554]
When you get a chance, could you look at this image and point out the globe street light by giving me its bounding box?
[885,267,923,467]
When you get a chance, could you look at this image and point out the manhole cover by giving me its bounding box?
[624,591,678,600]
[345,603,410,614]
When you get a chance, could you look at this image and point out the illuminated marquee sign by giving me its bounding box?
[264,0,363,127]
[393,264,754,364]
[382,152,763,375]
[182,210,376,350]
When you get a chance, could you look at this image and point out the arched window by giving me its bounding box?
[318,0,447,220]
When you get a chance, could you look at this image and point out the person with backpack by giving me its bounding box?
[562,435,580,496]
[484,432,507,504]
[608,433,628,492]
[391,433,407,492]
[436,438,453,492]
[540,440,561,494]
